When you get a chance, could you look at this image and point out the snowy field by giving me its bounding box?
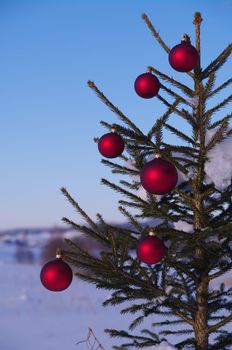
[0,230,231,350]
[0,261,125,350]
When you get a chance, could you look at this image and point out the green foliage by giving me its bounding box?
[61,11,232,350]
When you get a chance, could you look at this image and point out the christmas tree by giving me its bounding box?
[43,11,232,350]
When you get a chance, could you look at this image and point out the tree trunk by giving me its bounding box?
[194,274,209,350]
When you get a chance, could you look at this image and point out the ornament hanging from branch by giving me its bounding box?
[98,129,125,158]
[134,72,160,98]
[136,231,166,264]
[40,249,73,292]
[169,34,199,72]
[140,155,178,194]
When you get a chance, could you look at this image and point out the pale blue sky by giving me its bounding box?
[0,0,231,229]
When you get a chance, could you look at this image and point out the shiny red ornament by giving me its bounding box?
[98,132,125,158]
[140,157,178,194]
[40,257,73,292]
[136,235,166,264]
[134,72,160,98]
[169,35,199,72]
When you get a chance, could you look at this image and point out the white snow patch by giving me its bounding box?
[186,96,199,108]
[176,168,189,186]
[152,285,173,305]
[204,128,232,190]
[173,220,194,233]
[153,340,178,350]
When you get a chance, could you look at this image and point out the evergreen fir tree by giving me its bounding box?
[60,12,232,350]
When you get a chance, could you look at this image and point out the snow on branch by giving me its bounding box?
[205,128,232,190]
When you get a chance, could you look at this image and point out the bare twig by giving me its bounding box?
[76,328,107,350]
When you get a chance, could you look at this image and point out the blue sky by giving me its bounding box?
[0,0,231,229]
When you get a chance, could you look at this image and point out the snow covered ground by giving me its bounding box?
[0,261,121,350]
[0,230,231,350]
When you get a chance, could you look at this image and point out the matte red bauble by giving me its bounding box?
[136,235,166,264]
[98,132,125,158]
[140,157,178,194]
[134,72,160,98]
[40,257,73,292]
[169,35,199,72]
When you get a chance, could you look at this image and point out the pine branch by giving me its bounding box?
[115,267,165,293]
[208,313,232,333]
[172,156,198,167]
[120,180,139,190]
[152,319,186,327]
[205,121,228,152]
[119,236,130,268]
[120,302,153,315]
[72,270,111,287]
[118,200,145,210]
[193,12,203,75]
[106,223,138,240]
[61,187,99,231]
[62,249,111,277]
[125,144,154,155]
[118,206,143,232]
[164,143,197,157]
[209,112,232,129]
[160,83,191,106]
[180,273,196,305]
[129,316,144,331]
[100,121,153,146]
[161,258,168,291]
[209,332,232,350]
[168,260,197,282]
[173,309,194,326]
[209,262,232,280]
[204,72,216,97]
[156,94,196,126]
[162,142,198,161]
[105,328,158,349]
[141,13,170,53]
[207,77,232,99]
[101,159,140,176]
[163,122,195,144]
[101,178,147,205]
[136,202,182,223]
[160,329,193,336]
[201,43,232,79]
[88,81,144,136]
[62,217,109,245]
[205,93,232,122]
[148,66,194,97]
[175,337,196,349]
[147,98,181,139]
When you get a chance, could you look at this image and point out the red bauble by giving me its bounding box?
[140,157,178,194]
[134,72,160,98]
[136,235,166,264]
[40,257,73,292]
[98,132,125,158]
[169,36,199,72]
